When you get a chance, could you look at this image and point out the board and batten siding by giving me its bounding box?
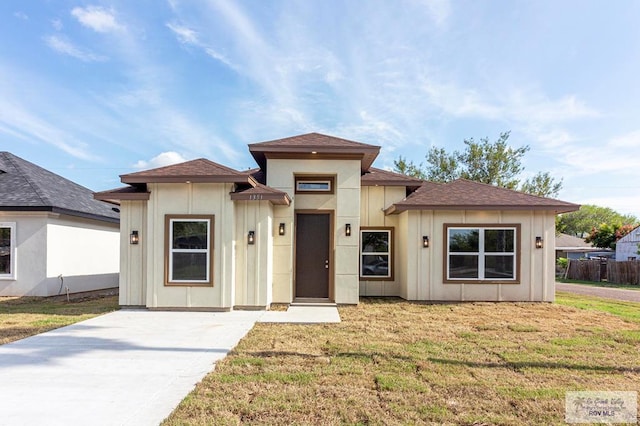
[118,200,147,306]
[400,209,556,302]
[234,200,273,308]
[143,182,235,309]
[359,185,405,296]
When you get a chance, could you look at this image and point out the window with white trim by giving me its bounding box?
[165,215,214,285]
[0,222,16,280]
[360,228,393,279]
[445,225,519,283]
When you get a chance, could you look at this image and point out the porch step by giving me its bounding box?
[291,298,336,307]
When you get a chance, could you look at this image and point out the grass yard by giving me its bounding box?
[557,278,640,291]
[0,291,119,345]
[165,295,640,425]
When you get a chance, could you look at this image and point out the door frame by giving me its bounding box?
[293,210,335,301]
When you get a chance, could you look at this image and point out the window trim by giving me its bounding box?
[359,226,394,281]
[164,215,215,286]
[294,175,335,194]
[0,222,16,280]
[443,223,521,284]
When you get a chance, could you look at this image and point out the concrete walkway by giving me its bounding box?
[556,282,640,302]
[0,306,340,426]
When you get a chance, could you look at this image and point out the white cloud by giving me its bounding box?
[44,35,107,62]
[166,22,198,44]
[71,6,123,33]
[133,152,188,169]
[52,19,63,31]
[13,11,28,20]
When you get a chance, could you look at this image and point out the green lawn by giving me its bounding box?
[0,292,119,345]
[165,296,640,425]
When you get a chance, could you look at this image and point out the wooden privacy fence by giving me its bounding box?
[565,259,640,285]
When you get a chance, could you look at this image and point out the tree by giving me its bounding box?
[585,223,635,250]
[395,131,562,197]
[556,205,638,237]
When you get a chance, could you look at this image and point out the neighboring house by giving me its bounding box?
[555,233,601,260]
[95,133,579,309]
[0,152,120,296]
[615,225,640,261]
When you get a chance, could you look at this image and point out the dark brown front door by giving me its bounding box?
[295,213,331,299]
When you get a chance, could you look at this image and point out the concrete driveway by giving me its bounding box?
[0,309,264,426]
[556,282,640,302]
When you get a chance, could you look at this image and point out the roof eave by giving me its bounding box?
[387,204,580,214]
[121,175,248,184]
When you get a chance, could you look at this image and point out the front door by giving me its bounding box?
[295,213,331,299]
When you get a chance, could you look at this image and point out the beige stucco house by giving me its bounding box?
[96,133,579,310]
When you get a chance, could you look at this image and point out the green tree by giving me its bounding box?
[395,131,562,197]
[585,223,635,249]
[556,205,638,237]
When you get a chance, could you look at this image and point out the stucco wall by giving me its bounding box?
[400,209,556,302]
[0,212,118,297]
[359,185,405,296]
[144,182,235,309]
[267,159,361,304]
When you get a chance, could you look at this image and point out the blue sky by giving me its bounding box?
[2,1,639,217]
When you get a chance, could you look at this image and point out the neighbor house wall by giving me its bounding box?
[0,212,119,297]
[616,229,640,261]
[234,200,273,308]
[267,159,361,304]
[145,182,235,309]
[46,215,119,295]
[401,209,556,302]
[359,185,405,296]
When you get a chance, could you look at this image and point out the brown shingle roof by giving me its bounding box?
[386,179,580,214]
[248,132,380,172]
[361,167,424,187]
[94,186,150,202]
[120,159,248,184]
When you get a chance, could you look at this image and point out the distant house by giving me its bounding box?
[555,233,601,260]
[615,226,640,261]
[0,152,120,296]
[96,133,579,309]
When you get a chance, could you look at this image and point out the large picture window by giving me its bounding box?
[360,227,393,280]
[445,224,520,283]
[165,215,214,286]
[0,222,16,280]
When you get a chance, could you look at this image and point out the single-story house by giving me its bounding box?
[615,225,640,261]
[555,233,601,260]
[0,152,120,296]
[95,133,579,310]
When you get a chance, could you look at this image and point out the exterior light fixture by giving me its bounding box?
[130,230,139,245]
[248,231,255,245]
[279,223,285,236]
[535,236,543,249]
[345,223,351,237]
[422,236,429,248]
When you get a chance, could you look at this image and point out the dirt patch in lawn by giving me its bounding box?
[0,290,119,345]
[164,297,640,425]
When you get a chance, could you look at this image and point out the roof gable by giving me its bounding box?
[386,179,580,214]
[0,152,119,222]
[248,132,380,172]
[120,158,249,184]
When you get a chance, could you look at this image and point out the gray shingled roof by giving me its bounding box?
[0,152,119,223]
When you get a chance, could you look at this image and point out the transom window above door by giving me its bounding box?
[294,175,335,194]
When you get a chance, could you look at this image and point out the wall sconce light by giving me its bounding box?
[422,235,430,248]
[278,223,285,236]
[248,231,255,245]
[345,223,351,237]
[535,236,543,249]
[130,230,139,245]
